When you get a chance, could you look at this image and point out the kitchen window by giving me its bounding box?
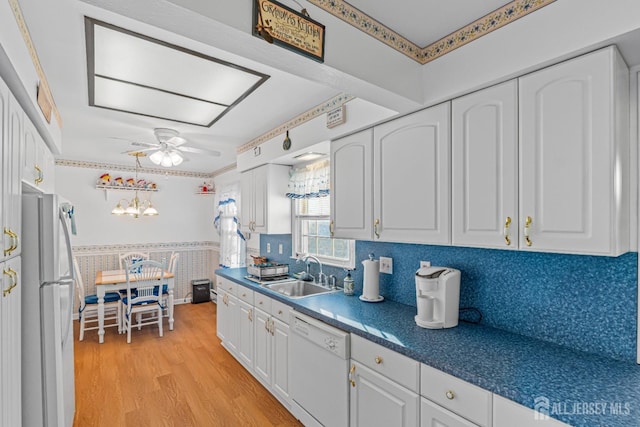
[293,197,355,268]
[288,159,354,268]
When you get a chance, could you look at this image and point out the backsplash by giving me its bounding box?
[260,234,638,362]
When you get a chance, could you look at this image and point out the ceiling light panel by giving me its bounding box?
[94,77,227,126]
[86,17,269,127]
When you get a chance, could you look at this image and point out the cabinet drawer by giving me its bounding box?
[351,334,419,393]
[421,364,492,427]
[254,292,272,312]
[237,286,254,304]
[271,298,290,322]
[217,277,236,296]
[421,397,478,427]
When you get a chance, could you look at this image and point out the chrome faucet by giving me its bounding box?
[301,254,325,285]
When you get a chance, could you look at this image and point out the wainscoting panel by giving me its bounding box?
[73,242,220,313]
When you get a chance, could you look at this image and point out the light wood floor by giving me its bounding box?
[73,302,303,427]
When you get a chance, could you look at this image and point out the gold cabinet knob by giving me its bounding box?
[374,356,383,365]
[445,390,455,400]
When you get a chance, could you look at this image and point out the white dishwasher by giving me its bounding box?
[290,310,350,427]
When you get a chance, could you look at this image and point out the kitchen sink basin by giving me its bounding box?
[265,280,337,299]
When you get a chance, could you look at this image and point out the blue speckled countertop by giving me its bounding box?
[216,268,640,427]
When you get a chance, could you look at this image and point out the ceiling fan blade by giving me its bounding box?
[167,136,187,146]
[176,146,221,156]
[131,141,160,148]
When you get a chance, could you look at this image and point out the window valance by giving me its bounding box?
[286,160,329,199]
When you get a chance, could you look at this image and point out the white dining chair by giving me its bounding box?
[121,259,165,343]
[118,251,150,269]
[73,258,121,341]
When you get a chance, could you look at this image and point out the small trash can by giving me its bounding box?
[191,279,211,304]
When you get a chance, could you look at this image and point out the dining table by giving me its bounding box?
[94,269,175,344]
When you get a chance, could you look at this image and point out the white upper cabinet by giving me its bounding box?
[240,164,291,235]
[22,115,54,194]
[2,79,22,261]
[331,103,451,244]
[374,104,451,244]
[519,46,629,255]
[331,129,373,240]
[452,80,519,249]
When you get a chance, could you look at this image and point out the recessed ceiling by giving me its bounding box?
[85,17,270,127]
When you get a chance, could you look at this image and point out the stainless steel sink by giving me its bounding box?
[265,280,337,299]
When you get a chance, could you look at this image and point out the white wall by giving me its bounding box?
[55,164,216,246]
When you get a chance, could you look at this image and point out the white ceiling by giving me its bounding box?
[16,0,640,174]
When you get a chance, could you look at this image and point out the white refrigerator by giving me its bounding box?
[21,193,76,427]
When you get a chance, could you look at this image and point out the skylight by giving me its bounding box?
[84,17,269,127]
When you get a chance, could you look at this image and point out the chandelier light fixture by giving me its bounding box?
[111,153,159,218]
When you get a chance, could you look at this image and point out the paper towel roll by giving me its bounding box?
[362,258,380,300]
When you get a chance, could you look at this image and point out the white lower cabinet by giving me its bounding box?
[350,334,420,427]
[254,294,291,407]
[237,298,254,370]
[216,277,239,355]
[215,277,292,409]
[493,394,570,427]
[1,256,21,427]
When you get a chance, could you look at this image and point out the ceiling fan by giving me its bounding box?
[121,128,221,167]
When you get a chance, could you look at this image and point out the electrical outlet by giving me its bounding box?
[420,260,431,268]
[266,243,271,253]
[278,244,283,254]
[379,256,393,274]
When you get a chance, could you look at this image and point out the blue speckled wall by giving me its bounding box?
[260,234,638,362]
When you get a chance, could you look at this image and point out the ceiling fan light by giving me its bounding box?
[160,153,173,167]
[149,150,163,165]
[169,150,183,166]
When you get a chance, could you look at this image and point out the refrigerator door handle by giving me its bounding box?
[58,208,75,281]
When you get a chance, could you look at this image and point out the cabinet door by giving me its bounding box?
[251,165,269,233]
[22,115,40,190]
[350,361,419,427]
[1,257,22,427]
[237,299,254,369]
[216,290,229,342]
[452,81,518,249]
[239,170,253,232]
[0,79,6,260]
[331,129,373,240]
[519,48,622,254]
[253,308,271,385]
[421,398,477,427]
[374,103,451,244]
[5,94,21,258]
[271,317,290,404]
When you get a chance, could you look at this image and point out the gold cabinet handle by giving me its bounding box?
[374,219,380,238]
[349,364,356,387]
[270,318,275,336]
[374,356,383,365]
[248,308,253,322]
[445,390,455,400]
[265,317,269,332]
[329,220,334,237]
[524,216,532,246]
[3,268,17,297]
[34,164,43,184]
[4,228,18,256]
[504,216,512,246]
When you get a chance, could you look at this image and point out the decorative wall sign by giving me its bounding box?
[253,0,325,62]
[326,105,345,128]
